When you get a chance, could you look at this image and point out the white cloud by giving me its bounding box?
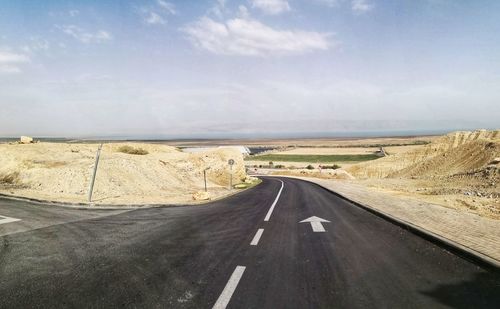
[145,11,167,25]
[182,16,332,56]
[138,1,176,26]
[157,0,176,15]
[0,51,29,63]
[60,25,112,43]
[32,39,50,51]
[351,0,374,14]
[251,0,291,15]
[0,65,22,74]
[238,5,250,18]
[69,10,79,17]
[0,51,30,74]
[208,0,228,18]
[314,0,342,7]
[314,0,374,14]
[22,37,50,53]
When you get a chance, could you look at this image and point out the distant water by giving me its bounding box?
[0,128,493,142]
[73,128,491,140]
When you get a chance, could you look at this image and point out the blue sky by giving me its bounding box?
[0,0,499,137]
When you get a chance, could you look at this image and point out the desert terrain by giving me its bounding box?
[0,142,252,205]
[255,130,499,219]
[1,130,498,217]
[244,135,433,168]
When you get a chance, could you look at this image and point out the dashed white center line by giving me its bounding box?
[0,215,21,225]
[264,179,284,222]
[213,180,284,308]
[212,266,246,309]
[250,228,264,246]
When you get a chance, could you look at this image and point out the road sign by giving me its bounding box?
[228,159,235,165]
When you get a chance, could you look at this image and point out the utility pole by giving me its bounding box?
[88,143,103,203]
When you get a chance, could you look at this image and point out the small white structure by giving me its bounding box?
[20,136,34,144]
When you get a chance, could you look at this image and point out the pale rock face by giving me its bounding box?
[20,136,33,144]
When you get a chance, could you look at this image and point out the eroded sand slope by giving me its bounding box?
[348,130,499,179]
[346,130,500,218]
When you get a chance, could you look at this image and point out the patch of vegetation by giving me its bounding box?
[321,164,341,169]
[41,161,68,168]
[234,178,262,189]
[117,145,149,155]
[234,183,250,189]
[306,165,315,170]
[0,172,20,185]
[245,154,380,163]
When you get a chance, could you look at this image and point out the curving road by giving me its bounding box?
[0,177,499,308]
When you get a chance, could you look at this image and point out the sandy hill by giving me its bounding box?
[0,142,248,205]
[348,130,500,179]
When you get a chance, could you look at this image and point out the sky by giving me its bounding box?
[0,0,499,138]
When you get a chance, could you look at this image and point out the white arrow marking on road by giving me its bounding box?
[0,215,21,225]
[300,216,330,232]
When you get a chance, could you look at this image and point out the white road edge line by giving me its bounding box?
[264,179,284,222]
[0,215,21,225]
[212,266,246,309]
[250,229,264,246]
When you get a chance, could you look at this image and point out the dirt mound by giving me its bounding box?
[348,130,500,179]
[0,142,248,204]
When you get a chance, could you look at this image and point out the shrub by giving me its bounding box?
[0,172,20,185]
[274,164,285,169]
[322,164,341,170]
[117,145,149,155]
[306,165,315,170]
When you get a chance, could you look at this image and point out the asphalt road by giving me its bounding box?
[0,177,499,308]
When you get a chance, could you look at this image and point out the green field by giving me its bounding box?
[245,154,380,163]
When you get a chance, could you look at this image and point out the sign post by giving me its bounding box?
[203,167,210,192]
[228,159,235,190]
[88,143,103,203]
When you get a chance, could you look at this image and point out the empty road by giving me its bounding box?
[0,177,498,308]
